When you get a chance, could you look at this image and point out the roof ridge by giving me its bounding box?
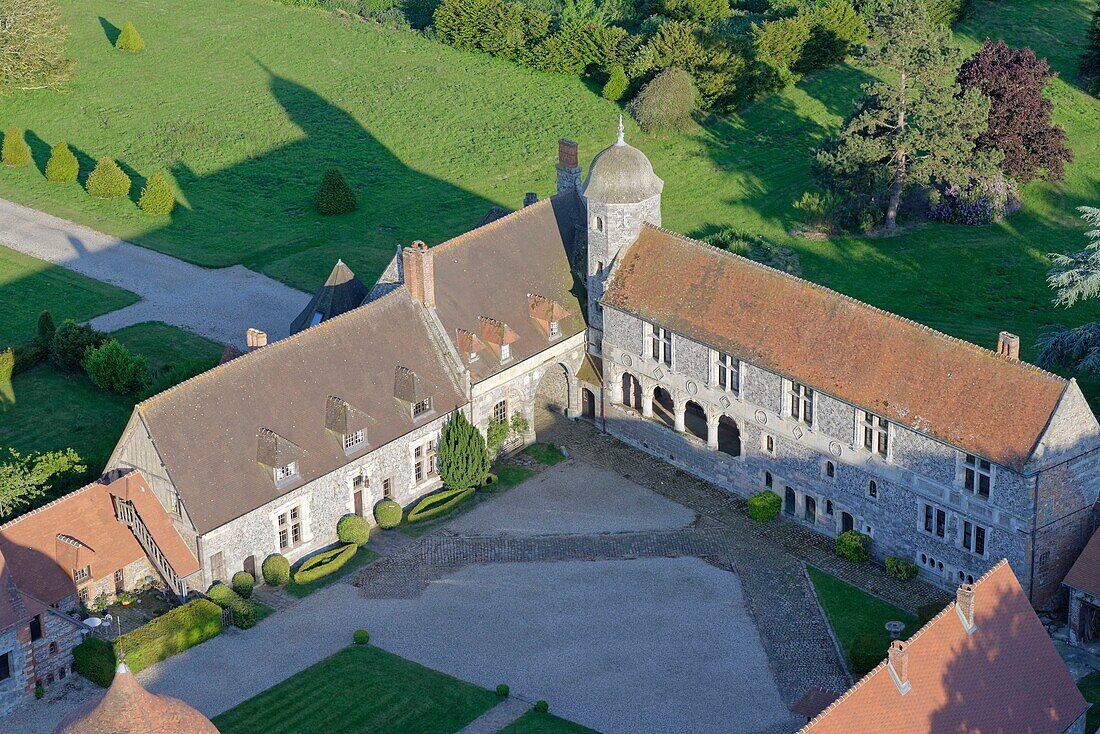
[639,223,1067,385]
[138,286,412,411]
[430,196,557,255]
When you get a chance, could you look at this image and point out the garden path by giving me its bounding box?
[0,198,310,346]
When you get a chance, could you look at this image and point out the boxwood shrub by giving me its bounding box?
[374,499,403,529]
[407,487,474,523]
[207,583,256,629]
[835,530,871,564]
[534,700,549,714]
[111,599,222,678]
[850,633,892,676]
[747,490,782,522]
[353,629,370,645]
[262,553,291,586]
[232,571,255,598]
[292,543,357,585]
[884,556,918,581]
[72,636,115,687]
[337,513,370,546]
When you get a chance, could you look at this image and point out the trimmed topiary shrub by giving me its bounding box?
[337,513,370,546]
[86,157,131,199]
[262,553,291,586]
[496,683,510,697]
[407,487,474,523]
[602,64,629,102]
[534,700,549,714]
[51,320,106,371]
[353,629,370,645]
[885,556,918,581]
[439,411,490,491]
[82,339,150,394]
[747,490,782,522]
[629,67,698,134]
[72,636,115,687]
[835,530,871,564]
[374,499,403,529]
[138,172,175,214]
[2,127,31,167]
[36,310,56,349]
[314,167,358,215]
[850,633,892,676]
[207,582,256,629]
[45,142,79,183]
[292,543,357,585]
[232,571,255,598]
[115,21,145,51]
[113,598,222,677]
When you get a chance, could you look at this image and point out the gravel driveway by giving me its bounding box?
[0,198,310,346]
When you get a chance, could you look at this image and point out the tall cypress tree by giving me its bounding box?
[438,411,490,491]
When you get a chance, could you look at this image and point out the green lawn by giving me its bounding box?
[0,245,137,347]
[212,645,500,734]
[284,545,380,598]
[807,566,919,672]
[1078,671,1100,734]
[523,442,566,466]
[499,711,601,734]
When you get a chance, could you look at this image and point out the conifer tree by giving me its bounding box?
[601,64,629,102]
[314,167,358,215]
[36,310,55,349]
[2,127,31,167]
[1083,3,1100,93]
[44,141,78,182]
[138,172,175,214]
[1040,207,1100,373]
[114,21,144,52]
[438,411,490,491]
[86,156,131,199]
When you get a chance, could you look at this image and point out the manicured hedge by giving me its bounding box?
[337,513,370,546]
[835,530,871,564]
[208,583,257,629]
[374,499,403,529]
[262,553,291,586]
[292,543,357,585]
[747,490,781,522]
[232,571,255,598]
[407,487,474,523]
[72,636,115,687]
[885,556,918,581]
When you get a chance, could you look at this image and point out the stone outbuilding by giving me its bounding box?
[1064,523,1100,646]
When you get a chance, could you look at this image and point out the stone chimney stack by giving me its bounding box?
[997,331,1020,360]
[887,640,911,694]
[402,240,435,308]
[523,192,538,207]
[246,328,267,351]
[956,583,977,633]
[556,139,581,195]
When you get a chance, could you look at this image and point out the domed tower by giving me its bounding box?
[54,658,220,734]
[582,116,663,334]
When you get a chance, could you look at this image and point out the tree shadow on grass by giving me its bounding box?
[24,129,52,175]
[99,17,121,46]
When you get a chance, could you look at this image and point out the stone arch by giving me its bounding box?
[621,371,643,410]
[581,387,596,419]
[652,386,676,429]
[717,415,741,456]
[684,400,707,441]
[535,362,572,427]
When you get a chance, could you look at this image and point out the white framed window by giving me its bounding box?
[761,433,775,456]
[493,400,508,424]
[277,506,304,550]
[922,503,946,539]
[961,520,988,556]
[274,462,297,483]
[500,343,512,362]
[549,321,561,339]
[413,438,438,484]
[468,350,479,362]
[343,429,365,452]
[649,323,672,367]
[715,352,739,394]
[73,566,91,583]
[788,382,814,426]
[862,412,889,458]
[413,398,432,417]
[963,454,992,499]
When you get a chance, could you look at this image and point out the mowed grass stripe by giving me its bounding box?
[212,645,500,734]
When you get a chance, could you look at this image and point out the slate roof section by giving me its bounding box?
[801,561,1088,733]
[602,225,1069,470]
[1064,525,1100,598]
[289,259,370,334]
[431,192,587,382]
[137,289,466,534]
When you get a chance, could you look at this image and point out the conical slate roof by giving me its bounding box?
[582,117,663,205]
[54,661,219,734]
[289,259,370,334]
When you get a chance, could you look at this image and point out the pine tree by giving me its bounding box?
[313,167,358,215]
[114,21,144,52]
[438,411,490,491]
[1040,207,1100,373]
[86,157,131,199]
[138,172,175,214]
[2,127,31,167]
[44,141,78,182]
[36,310,55,349]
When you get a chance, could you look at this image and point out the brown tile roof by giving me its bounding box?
[431,192,587,382]
[603,225,1069,470]
[135,289,467,534]
[54,660,219,733]
[1064,525,1100,598]
[801,561,1088,734]
[0,472,198,615]
[0,547,47,630]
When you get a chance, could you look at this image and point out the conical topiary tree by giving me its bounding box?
[2,128,32,167]
[438,411,490,491]
[138,172,175,214]
[115,21,145,52]
[314,167,358,215]
[86,157,131,199]
[45,142,79,183]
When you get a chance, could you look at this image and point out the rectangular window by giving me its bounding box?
[414,439,438,484]
[924,504,933,533]
[383,478,393,499]
[352,472,365,488]
[413,398,432,417]
[274,462,297,482]
[804,496,816,523]
[29,614,42,641]
[78,587,89,604]
[277,507,304,550]
[649,323,672,367]
[762,434,775,455]
[962,521,988,556]
[716,352,739,394]
[500,343,511,362]
[549,321,561,339]
[0,652,9,681]
[789,383,814,426]
[863,413,889,457]
[493,400,508,424]
[921,504,945,538]
[343,429,365,452]
[936,509,945,538]
[963,455,992,498]
[73,566,91,583]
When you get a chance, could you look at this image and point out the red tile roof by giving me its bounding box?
[603,226,1069,470]
[1064,525,1100,598]
[0,547,47,630]
[801,561,1088,734]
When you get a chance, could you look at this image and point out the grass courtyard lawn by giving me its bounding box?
[212,645,500,734]
[2,0,1099,396]
[807,566,918,673]
[0,245,138,347]
[523,442,566,466]
[284,545,380,598]
[1079,672,1100,734]
[498,710,601,734]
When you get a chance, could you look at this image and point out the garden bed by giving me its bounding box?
[285,544,379,598]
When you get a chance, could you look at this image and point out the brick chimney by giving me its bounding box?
[556,139,581,195]
[996,331,1020,359]
[887,640,911,694]
[523,192,538,207]
[956,582,977,633]
[402,241,435,308]
[246,328,267,351]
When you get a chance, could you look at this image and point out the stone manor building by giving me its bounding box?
[101,121,1100,611]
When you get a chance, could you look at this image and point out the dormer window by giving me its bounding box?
[413,398,432,417]
[310,311,323,327]
[274,462,297,482]
[326,396,368,453]
[479,316,519,363]
[501,344,511,362]
[527,295,571,342]
[73,566,91,583]
[257,428,305,486]
[396,366,434,419]
[343,429,365,452]
[549,321,561,339]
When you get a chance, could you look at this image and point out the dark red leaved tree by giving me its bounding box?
[958,39,1073,184]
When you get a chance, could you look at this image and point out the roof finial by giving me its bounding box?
[616,114,625,146]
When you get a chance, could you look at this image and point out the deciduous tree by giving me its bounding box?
[0,0,74,93]
[0,448,85,519]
